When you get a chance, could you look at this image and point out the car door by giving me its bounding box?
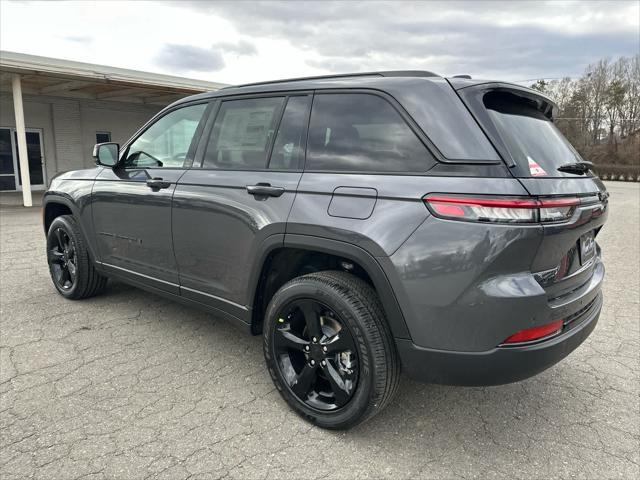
[172,94,311,321]
[92,102,210,293]
[287,92,437,255]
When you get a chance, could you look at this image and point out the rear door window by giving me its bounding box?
[306,93,435,173]
[203,97,284,169]
[484,91,585,177]
[268,95,311,170]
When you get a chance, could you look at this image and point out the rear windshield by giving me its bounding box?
[484,91,584,177]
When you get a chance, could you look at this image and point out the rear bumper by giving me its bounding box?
[396,291,602,386]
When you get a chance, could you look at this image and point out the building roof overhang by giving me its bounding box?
[0,50,226,106]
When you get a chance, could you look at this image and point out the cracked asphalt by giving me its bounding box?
[0,181,638,479]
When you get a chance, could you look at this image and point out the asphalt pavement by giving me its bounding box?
[0,181,638,479]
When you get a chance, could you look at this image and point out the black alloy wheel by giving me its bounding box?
[48,226,77,291]
[46,215,108,300]
[273,298,359,411]
[264,271,400,429]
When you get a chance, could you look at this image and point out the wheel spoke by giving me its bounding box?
[290,363,316,399]
[324,331,357,354]
[298,299,323,340]
[274,327,309,352]
[59,266,71,286]
[323,361,352,406]
[48,248,64,264]
[54,228,65,250]
[67,260,77,280]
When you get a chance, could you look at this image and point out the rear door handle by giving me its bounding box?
[246,183,285,197]
[146,177,171,190]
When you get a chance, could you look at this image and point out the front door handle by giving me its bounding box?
[246,183,285,197]
[146,177,171,190]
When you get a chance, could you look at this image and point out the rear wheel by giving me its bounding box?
[263,270,400,429]
[47,215,107,299]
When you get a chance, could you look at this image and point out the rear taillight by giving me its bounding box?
[423,194,579,223]
[502,319,564,345]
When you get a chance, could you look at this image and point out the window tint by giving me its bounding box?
[269,96,310,170]
[306,93,432,172]
[389,78,500,161]
[203,97,284,169]
[484,92,582,177]
[124,104,206,168]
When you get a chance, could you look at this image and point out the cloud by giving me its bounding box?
[177,0,639,80]
[213,40,257,56]
[61,35,93,44]
[155,44,226,72]
[154,40,257,73]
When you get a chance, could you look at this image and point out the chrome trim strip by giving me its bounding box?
[100,262,177,286]
[180,285,248,312]
[100,262,249,312]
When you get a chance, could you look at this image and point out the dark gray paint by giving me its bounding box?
[328,187,378,220]
[92,167,186,293]
[42,72,608,386]
[172,169,302,314]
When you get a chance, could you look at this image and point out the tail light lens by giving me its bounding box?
[423,194,579,224]
[502,319,564,345]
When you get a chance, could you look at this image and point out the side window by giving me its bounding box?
[203,97,284,170]
[307,93,433,172]
[124,103,207,168]
[268,95,311,170]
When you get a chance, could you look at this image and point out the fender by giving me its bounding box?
[42,192,100,264]
[247,233,412,340]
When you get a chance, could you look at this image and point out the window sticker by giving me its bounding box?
[527,156,548,176]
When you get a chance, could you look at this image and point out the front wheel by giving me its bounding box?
[263,271,400,429]
[46,215,107,300]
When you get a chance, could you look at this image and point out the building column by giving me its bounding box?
[11,74,33,207]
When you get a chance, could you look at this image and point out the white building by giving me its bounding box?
[0,51,225,206]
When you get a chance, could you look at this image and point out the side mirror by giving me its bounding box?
[93,142,119,167]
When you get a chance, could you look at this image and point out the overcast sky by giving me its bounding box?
[1,0,638,85]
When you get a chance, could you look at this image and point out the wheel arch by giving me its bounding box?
[43,195,75,233]
[248,234,411,340]
[43,194,99,263]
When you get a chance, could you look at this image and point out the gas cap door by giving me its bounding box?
[328,186,378,220]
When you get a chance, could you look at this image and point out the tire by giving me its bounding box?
[263,270,400,429]
[46,215,108,300]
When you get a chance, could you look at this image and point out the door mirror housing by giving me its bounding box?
[93,142,119,167]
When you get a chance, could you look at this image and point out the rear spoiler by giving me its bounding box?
[448,79,557,119]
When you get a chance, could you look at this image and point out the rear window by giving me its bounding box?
[384,78,501,162]
[306,93,434,173]
[484,92,584,177]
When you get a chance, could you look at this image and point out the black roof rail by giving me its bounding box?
[221,70,440,90]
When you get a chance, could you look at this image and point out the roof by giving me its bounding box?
[0,50,226,106]
[221,70,440,89]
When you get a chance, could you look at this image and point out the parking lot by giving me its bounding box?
[0,181,638,479]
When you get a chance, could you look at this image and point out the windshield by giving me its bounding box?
[484,92,584,177]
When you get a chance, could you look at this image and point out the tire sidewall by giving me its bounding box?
[47,216,82,298]
[263,277,377,429]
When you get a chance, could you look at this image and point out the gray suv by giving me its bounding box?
[43,71,608,429]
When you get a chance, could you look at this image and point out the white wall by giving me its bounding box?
[0,92,161,187]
